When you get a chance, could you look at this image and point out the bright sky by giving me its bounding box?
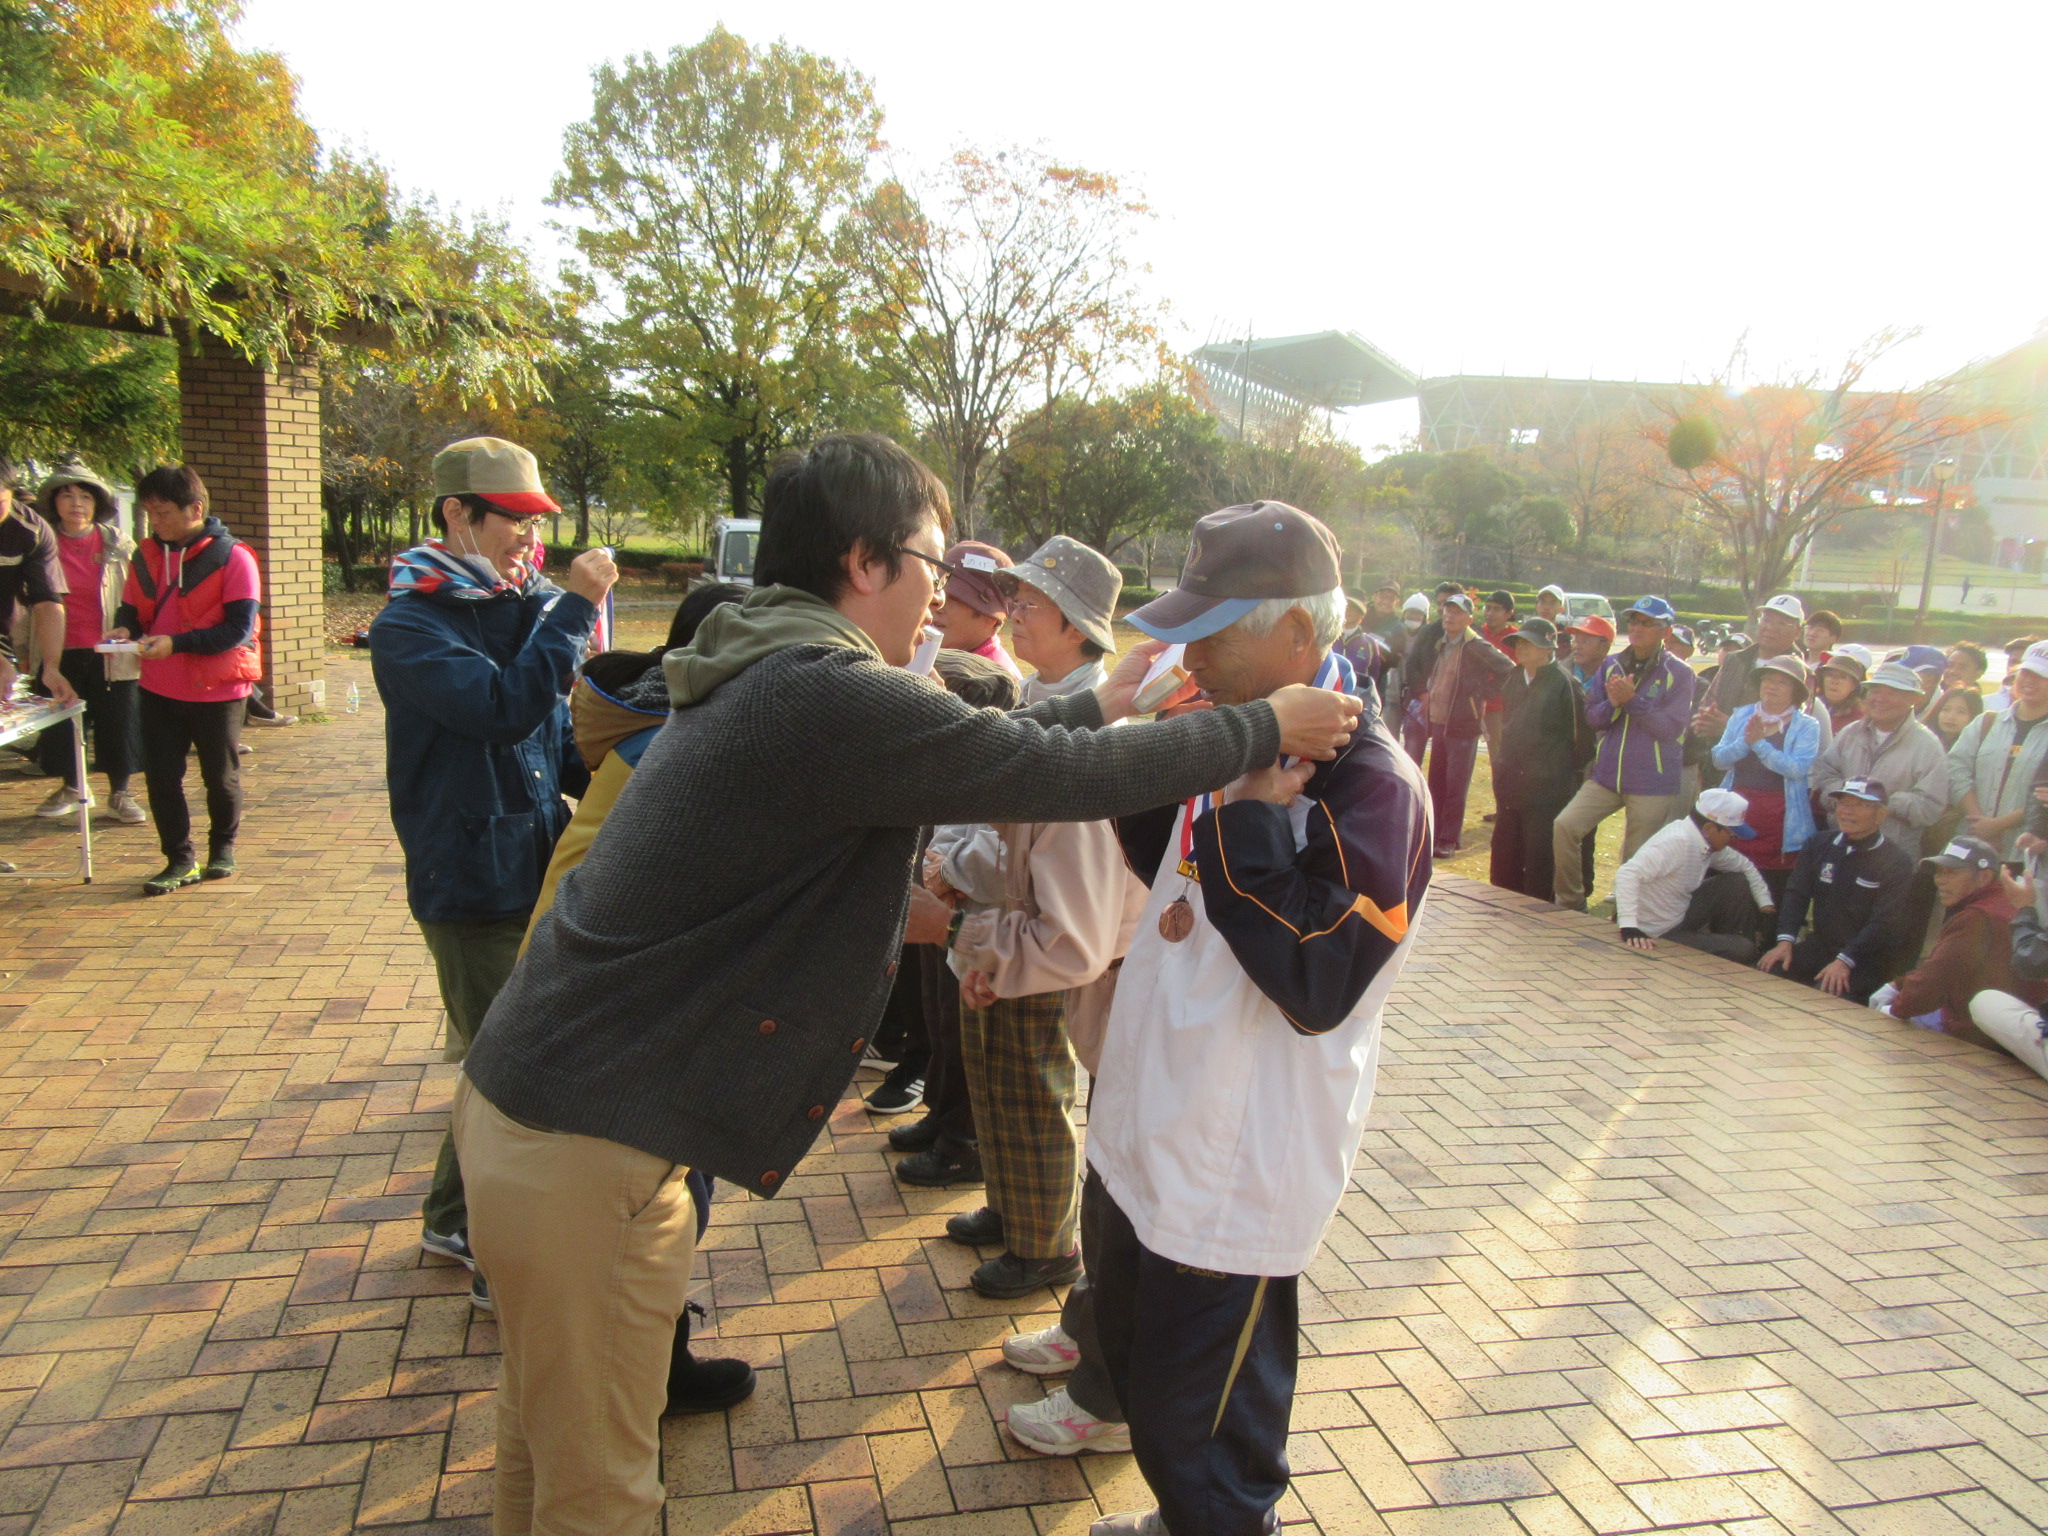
[241,0,2048,452]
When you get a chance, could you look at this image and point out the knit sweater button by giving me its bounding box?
[807,1105,825,1121]
[760,1170,779,1187]
[849,1037,866,1054]
[759,1020,776,1036]
[885,961,898,978]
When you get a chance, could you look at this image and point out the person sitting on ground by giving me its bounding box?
[1614,787,1775,961]
[1967,865,2048,1079]
[26,461,141,824]
[932,538,1022,679]
[112,465,263,895]
[1948,640,2048,864]
[1811,661,1951,853]
[1553,597,1696,911]
[1758,777,1916,1002]
[1710,655,1821,908]
[1489,616,1592,902]
[1868,836,2033,1036]
[1814,644,1873,735]
[1082,502,1431,1536]
[1416,589,1513,858]
[1929,686,1984,751]
[888,652,1021,1175]
[1985,637,2040,712]
[369,438,617,1306]
[1802,608,1844,662]
[453,440,1362,1536]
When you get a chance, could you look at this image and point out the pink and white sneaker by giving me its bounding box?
[1006,1387,1132,1456]
[1002,1321,1081,1375]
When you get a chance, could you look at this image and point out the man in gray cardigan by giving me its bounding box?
[454,433,1361,1536]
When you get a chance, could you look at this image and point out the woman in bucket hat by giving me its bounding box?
[1711,653,1822,906]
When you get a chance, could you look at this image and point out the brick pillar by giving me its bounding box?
[177,336,325,714]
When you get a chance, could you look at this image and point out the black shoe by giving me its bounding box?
[971,1249,1083,1299]
[143,861,201,897]
[202,849,237,882]
[894,1143,982,1188]
[468,1272,493,1311]
[887,1116,942,1153]
[945,1207,1005,1246]
[864,1063,926,1115]
[665,1302,756,1416]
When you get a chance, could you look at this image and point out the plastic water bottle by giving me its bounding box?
[345,681,360,714]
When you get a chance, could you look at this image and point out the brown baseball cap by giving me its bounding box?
[942,541,1013,618]
[1127,502,1342,642]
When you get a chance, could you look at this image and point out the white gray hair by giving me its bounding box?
[1230,586,1347,648]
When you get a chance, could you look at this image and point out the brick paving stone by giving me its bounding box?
[1,651,2046,1533]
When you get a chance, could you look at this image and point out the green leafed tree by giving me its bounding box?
[0,317,176,470]
[552,27,892,519]
[1422,449,1522,567]
[987,382,1221,557]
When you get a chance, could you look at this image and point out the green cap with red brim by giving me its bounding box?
[432,437,560,515]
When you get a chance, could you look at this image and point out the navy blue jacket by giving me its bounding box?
[1116,701,1434,1036]
[370,581,595,924]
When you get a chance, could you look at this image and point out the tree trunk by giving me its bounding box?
[726,437,753,521]
[575,496,591,549]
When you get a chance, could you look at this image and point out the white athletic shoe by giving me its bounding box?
[1006,1387,1132,1456]
[1090,1510,1166,1534]
[1003,1321,1082,1375]
[107,790,147,825]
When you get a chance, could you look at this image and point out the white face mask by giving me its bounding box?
[451,517,516,586]
[1403,616,1423,632]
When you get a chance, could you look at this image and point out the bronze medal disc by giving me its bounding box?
[1159,897,1194,943]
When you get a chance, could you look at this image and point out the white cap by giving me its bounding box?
[1538,584,1567,603]
[1694,787,1755,837]
[2019,641,2048,680]
[1757,593,1807,623]
[1402,592,1430,615]
[1832,642,1875,672]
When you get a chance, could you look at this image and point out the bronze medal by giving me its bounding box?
[1159,896,1194,943]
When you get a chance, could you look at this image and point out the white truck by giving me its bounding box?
[706,517,760,587]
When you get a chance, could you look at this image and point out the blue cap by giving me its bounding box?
[1622,595,1677,625]
[1899,644,1946,674]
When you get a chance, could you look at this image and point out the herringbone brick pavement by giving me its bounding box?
[0,652,2045,1535]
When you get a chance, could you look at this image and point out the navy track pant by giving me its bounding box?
[1083,1170,1294,1536]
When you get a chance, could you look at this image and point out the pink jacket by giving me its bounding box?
[952,817,1148,1072]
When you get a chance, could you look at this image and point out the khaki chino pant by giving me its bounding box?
[453,1076,698,1536]
[1551,780,1678,909]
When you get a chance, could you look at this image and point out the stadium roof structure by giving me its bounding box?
[1192,330,1419,410]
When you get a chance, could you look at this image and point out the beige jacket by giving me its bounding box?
[952,817,1148,1073]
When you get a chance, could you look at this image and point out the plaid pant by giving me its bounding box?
[960,991,1079,1259]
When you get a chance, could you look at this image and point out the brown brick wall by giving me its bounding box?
[177,339,325,714]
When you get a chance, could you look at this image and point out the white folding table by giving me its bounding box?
[0,696,92,883]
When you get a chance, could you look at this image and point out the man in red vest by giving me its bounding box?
[110,465,264,895]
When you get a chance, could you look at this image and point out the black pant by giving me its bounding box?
[1666,871,1762,963]
[36,648,140,790]
[1784,934,1884,1004]
[917,945,975,1146]
[1490,785,1574,901]
[1060,1172,1124,1424]
[139,690,244,864]
[870,946,928,1076]
[1086,1171,1293,1536]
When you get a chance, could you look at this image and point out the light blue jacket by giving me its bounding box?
[1712,704,1821,854]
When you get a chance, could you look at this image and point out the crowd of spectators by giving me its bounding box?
[1372,579,2048,1082]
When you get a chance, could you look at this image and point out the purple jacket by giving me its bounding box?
[1586,647,1696,796]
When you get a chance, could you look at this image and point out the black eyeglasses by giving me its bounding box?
[483,508,547,535]
[902,548,951,591]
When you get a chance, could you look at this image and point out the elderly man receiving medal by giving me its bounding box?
[1082,503,1434,1536]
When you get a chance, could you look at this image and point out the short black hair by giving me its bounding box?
[1434,580,1463,596]
[1806,608,1843,638]
[430,493,495,536]
[1947,641,1987,678]
[1486,590,1514,614]
[134,464,207,510]
[667,583,748,651]
[756,434,952,604]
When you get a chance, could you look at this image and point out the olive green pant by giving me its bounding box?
[960,992,1079,1260]
[419,916,529,1238]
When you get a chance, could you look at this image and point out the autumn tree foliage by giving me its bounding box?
[1651,335,2000,606]
[855,148,1156,534]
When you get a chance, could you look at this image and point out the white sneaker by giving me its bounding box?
[1003,1321,1081,1375]
[106,790,147,825]
[1090,1512,1165,1535]
[34,786,92,819]
[1006,1387,1131,1456]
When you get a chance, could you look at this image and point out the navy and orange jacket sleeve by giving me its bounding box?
[1191,742,1433,1036]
